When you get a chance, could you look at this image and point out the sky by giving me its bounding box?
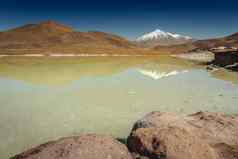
[0,0,237,40]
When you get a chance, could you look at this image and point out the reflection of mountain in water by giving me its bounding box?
[138,69,188,80]
[0,55,237,85]
[0,56,198,85]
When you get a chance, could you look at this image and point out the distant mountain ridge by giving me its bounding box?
[0,21,149,55]
[193,32,238,49]
[153,32,238,54]
[0,21,238,55]
[0,21,133,47]
[136,29,193,47]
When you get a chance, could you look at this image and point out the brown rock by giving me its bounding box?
[11,134,133,159]
[128,111,238,159]
[129,127,217,159]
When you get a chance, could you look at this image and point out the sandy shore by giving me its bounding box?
[48,53,148,57]
[0,54,44,57]
[0,53,151,58]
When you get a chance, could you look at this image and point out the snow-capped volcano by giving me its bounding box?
[136,29,193,47]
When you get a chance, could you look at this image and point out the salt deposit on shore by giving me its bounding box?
[22,54,44,57]
[172,51,215,63]
[0,53,148,58]
[0,54,44,57]
[49,53,147,57]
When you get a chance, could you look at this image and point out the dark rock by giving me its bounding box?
[211,51,238,71]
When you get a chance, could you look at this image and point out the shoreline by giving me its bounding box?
[0,53,161,58]
[171,51,215,63]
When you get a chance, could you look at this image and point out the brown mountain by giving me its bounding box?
[153,43,196,54]
[0,21,152,55]
[194,32,238,49]
[0,21,73,45]
[153,32,238,54]
[8,20,74,34]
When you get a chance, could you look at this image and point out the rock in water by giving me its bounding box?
[11,134,133,159]
[128,111,238,159]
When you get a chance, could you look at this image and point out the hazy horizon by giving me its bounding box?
[0,0,237,40]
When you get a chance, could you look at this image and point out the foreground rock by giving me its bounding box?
[128,112,238,159]
[11,134,133,159]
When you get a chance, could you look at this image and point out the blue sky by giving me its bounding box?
[0,0,237,40]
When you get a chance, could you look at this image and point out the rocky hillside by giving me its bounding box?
[153,32,238,54]
[153,43,196,54]
[0,21,150,55]
[0,21,74,48]
[194,32,238,49]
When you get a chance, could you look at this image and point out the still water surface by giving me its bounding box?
[0,56,238,158]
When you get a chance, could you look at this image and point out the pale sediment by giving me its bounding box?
[0,53,150,58]
[172,51,215,63]
[0,54,44,57]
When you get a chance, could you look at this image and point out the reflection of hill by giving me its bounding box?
[0,56,200,85]
[210,69,238,85]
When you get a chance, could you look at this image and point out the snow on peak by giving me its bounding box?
[138,69,189,80]
[136,29,192,42]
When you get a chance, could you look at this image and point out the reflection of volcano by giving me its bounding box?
[0,56,197,85]
[138,69,188,80]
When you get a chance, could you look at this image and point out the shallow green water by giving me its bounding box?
[0,56,238,158]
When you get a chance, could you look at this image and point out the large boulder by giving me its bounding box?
[11,134,133,159]
[128,111,238,159]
